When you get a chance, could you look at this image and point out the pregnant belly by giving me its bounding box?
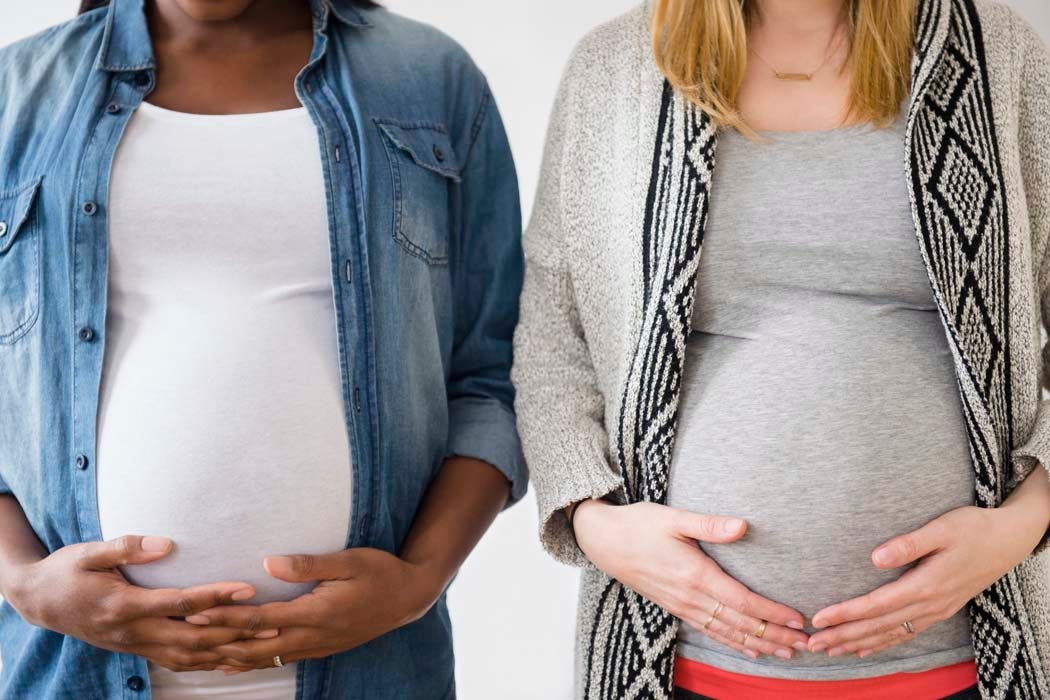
[667,338,976,622]
[96,315,353,604]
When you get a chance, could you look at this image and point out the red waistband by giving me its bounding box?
[674,656,978,700]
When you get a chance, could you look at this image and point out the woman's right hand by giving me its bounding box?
[3,535,275,672]
[572,499,809,659]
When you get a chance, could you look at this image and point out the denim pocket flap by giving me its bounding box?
[0,178,43,255]
[376,121,461,182]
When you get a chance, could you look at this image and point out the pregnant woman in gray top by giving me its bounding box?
[514,1,1050,699]
[669,113,977,682]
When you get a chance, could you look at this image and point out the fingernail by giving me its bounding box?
[231,588,254,601]
[142,536,172,553]
[185,615,209,625]
[873,548,891,566]
[828,647,844,657]
[264,556,291,571]
[792,641,808,651]
[787,620,804,630]
[775,649,792,659]
[722,518,744,534]
[254,629,279,639]
[746,649,760,659]
[811,644,827,653]
[858,649,874,658]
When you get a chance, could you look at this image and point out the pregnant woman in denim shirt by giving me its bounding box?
[0,1,525,698]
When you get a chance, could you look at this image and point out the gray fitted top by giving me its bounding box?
[667,117,976,680]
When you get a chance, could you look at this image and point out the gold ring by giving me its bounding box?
[755,621,768,638]
[742,632,750,646]
[712,601,725,619]
[700,615,715,630]
[902,621,916,634]
[273,655,284,668]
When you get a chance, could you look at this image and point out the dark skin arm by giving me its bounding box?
[0,495,267,672]
[181,456,510,673]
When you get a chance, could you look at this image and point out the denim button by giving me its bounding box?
[0,221,7,237]
[126,675,144,691]
[74,454,88,470]
[432,145,445,162]
[82,201,97,216]
[134,73,150,87]
[78,326,95,342]
[106,102,121,114]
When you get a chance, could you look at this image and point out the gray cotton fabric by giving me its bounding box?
[667,119,977,679]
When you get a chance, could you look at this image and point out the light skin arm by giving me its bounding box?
[808,465,1050,657]
[185,455,510,673]
[0,495,265,672]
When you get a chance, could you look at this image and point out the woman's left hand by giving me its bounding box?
[184,548,441,673]
[806,500,1045,659]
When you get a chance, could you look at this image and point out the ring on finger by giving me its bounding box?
[902,621,916,635]
[742,632,750,646]
[700,615,715,630]
[711,601,725,619]
[754,620,768,639]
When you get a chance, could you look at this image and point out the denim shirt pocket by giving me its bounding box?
[0,177,43,344]
[375,119,462,266]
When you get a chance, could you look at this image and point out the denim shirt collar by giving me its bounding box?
[95,0,370,73]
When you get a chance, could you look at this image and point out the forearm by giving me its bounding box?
[0,495,47,600]
[399,456,510,599]
[1000,462,1050,558]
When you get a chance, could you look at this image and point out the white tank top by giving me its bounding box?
[97,101,353,698]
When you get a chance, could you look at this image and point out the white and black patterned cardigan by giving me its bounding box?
[513,1,1050,698]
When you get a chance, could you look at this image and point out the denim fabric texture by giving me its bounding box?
[0,0,525,697]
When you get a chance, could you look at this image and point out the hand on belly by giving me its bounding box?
[570,500,810,661]
[804,499,1047,659]
[178,547,443,674]
[6,534,280,675]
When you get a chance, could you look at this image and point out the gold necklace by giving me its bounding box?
[749,24,845,81]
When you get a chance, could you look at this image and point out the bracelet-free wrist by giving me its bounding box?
[568,500,584,529]
[568,496,615,539]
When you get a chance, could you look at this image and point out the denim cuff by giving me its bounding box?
[447,397,527,507]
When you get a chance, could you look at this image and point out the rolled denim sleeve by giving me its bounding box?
[446,86,527,505]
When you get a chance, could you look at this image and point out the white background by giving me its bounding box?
[1,2,1048,699]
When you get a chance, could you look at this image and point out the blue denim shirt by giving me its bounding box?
[0,0,525,697]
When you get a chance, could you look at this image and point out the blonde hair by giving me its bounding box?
[651,0,916,133]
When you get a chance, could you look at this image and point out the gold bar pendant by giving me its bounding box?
[775,72,813,81]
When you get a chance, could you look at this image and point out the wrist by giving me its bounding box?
[998,465,1050,560]
[571,498,616,550]
[399,556,452,625]
[0,557,40,618]
[995,498,1046,565]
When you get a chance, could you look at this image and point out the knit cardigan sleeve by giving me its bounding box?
[1008,12,1050,554]
[512,46,625,569]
